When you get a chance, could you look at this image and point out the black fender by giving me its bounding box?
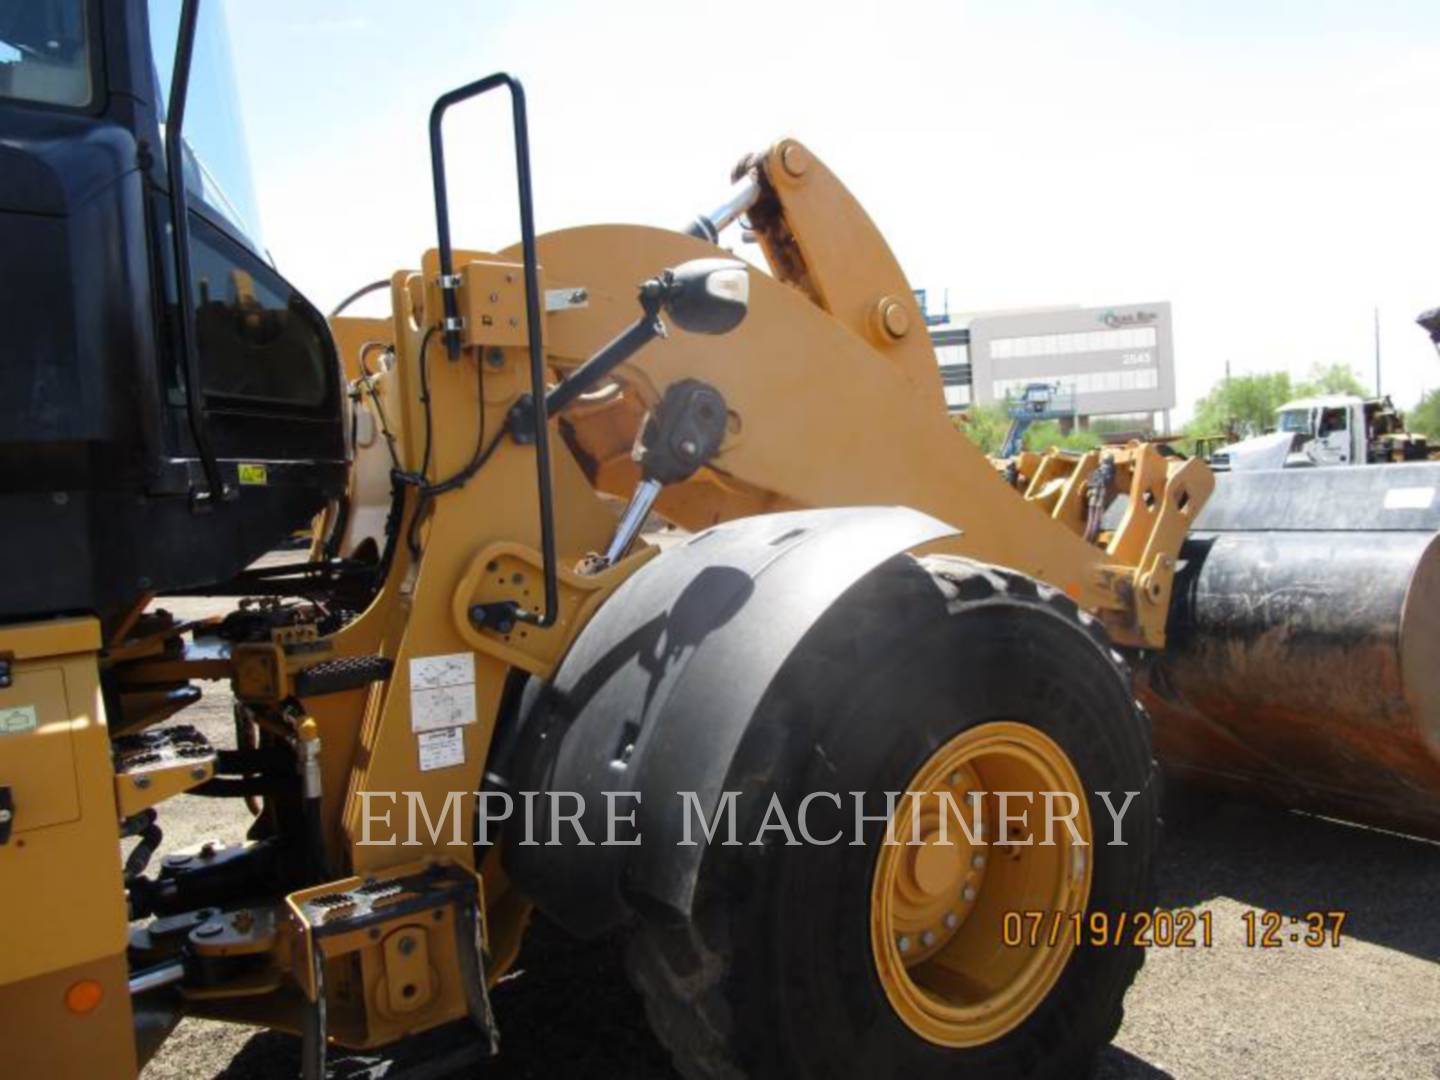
[501,506,956,938]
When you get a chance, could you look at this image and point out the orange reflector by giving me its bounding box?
[64,979,103,1015]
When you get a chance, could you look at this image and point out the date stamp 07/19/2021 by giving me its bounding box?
[1001,909,1349,950]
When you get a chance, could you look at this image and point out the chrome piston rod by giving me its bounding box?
[684,172,761,244]
[604,477,664,566]
[129,960,186,995]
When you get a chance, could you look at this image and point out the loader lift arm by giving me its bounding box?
[513,139,1211,648]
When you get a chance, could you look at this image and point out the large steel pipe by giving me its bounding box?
[1139,464,1440,837]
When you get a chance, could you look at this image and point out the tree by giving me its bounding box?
[952,402,1009,455]
[1184,362,1368,444]
[1024,420,1101,453]
[952,403,1102,455]
[1296,362,1366,397]
[1186,371,1295,439]
[1410,389,1440,438]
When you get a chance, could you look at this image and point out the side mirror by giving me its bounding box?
[545,258,749,418]
[659,258,750,335]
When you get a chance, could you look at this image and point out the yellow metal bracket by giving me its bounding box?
[450,540,657,677]
[422,258,546,353]
[284,859,496,1052]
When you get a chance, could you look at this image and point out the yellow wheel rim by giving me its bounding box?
[869,721,1093,1047]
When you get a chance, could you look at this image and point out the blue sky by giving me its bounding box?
[223,1,1440,419]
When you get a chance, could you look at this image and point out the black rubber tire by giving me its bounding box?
[625,553,1159,1080]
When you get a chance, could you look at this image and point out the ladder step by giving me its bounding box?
[293,655,394,697]
[114,724,215,774]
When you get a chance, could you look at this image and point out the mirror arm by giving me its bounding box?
[545,296,665,417]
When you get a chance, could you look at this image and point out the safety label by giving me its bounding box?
[418,726,466,772]
[410,652,478,732]
[237,463,268,486]
[0,705,37,735]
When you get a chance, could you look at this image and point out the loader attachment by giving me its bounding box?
[1141,463,1440,838]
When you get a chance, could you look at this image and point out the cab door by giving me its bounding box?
[1311,406,1352,465]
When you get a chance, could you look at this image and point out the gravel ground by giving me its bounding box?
[139,591,1440,1080]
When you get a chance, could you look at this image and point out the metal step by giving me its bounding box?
[293,655,394,697]
[113,724,215,774]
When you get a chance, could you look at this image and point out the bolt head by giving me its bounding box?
[190,766,208,782]
[397,935,417,956]
[972,854,986,869]
[881,300,910,339]
[921,930,935,947]
[896,934,912,953]
[962,886,977,902]
[780,142,809,177]
[944,912,959,929]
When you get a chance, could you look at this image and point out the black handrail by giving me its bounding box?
[427,73,557,628]
[166,0,226,505]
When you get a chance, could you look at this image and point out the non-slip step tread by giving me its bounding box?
[293,655,394,697]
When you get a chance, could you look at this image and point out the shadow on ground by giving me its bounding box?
[216,919,676,1080]
[215,798,1438,1078]
[1159,797,1440,962]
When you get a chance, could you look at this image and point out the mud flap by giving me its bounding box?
[501,506,956,937]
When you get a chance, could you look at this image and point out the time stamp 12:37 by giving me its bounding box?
[1002,909,1349,949]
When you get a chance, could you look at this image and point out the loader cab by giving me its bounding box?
[0,0,346,620]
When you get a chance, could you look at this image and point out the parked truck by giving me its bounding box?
[1209,393,1430,470]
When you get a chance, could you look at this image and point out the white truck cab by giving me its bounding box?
[1211,394,1429,471]
[1275,395,1362,466]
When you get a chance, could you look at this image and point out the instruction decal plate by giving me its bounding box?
[418,726,466,772]
[410,652,478,732]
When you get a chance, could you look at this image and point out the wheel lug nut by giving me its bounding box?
[944,912,959,929]
[962,886,977,902]
[972,854,986,869]
[921,930,935,947]
[897,935,912,953]
[948,772,961,786]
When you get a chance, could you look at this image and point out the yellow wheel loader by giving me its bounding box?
[3,3,1438,1079]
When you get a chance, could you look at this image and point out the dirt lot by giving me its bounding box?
[139,594,1440,1079]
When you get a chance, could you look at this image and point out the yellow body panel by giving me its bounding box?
[0,619,134,1077]
[0,955,135,1080]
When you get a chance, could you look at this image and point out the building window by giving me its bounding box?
[934,344,968,366]
[992,367,1158,401]
[989,326,1157,360]
[943,385,971,409]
